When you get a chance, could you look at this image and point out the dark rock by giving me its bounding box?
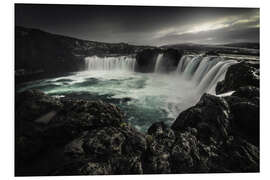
[143,151,171,174]
[171,130,205,173]
[15,89,63,170]
[79,161,112,175]
[15,88,260,175]
[221,87,259,145]
[64,131,88,159]
[232,86,259,99]
[109,155,143,174]
[170,92,259,173]
[42,99,125,145]
[135,48,160,72]
[203,51,219,57]
[140,122,175,174]
[15,26,152,76]
[15,122,44,166]
[148,122,175,148]
[172,94,232,143]
[120,123,147,156]
[51,158,112,176]
[170,128,259,173]
[58,99,124,128]
[216,137,259,172]
[53,123,147,175]
[216,62,259,94]
[158,48,183,72]
[15,90,126,175]
[54,156,143,175]
[224,95,248,107]
[82,127,126,158]
[15,89,62,122]
[231,102,259,145]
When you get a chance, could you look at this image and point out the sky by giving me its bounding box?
[15,4,259,46]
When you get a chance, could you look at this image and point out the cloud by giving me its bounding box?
[16,5,259,46]
[152,10,259,46]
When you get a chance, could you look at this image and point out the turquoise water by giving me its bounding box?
[17,70,202,132]
[17,54,243,132]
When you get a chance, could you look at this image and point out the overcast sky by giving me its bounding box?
[15,4,259,46]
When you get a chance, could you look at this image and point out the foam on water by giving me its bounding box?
[17,54,239,132]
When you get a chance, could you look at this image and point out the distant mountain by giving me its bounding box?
[15,26,153,75]
[160,42,259,55]
[222,42,259,49]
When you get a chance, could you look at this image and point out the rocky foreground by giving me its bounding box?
[15,62,259,176]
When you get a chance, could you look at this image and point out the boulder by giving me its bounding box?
[135,48,160,72]
[43,99,125,145]
[232,86,259,99]
[64,131,88,159]
[221,86,259,145]
[15,89,62,122]
[15,90,127,175]
[216,62,259,94]
[51,159,112,175]
[79,162,112,175]
[15,88,260,175]
[148,122,175,148]
[15,89,63,171]
[170,128,259,173]
[231,102,259,145]
[158,48,183,72]
[142,151,171,174]
[172,94,232,143]
[15,122,44,168]
[119,123,147,156]
[109,155,143,174]
[140,122,175,174]
[82,127,126,158]
[214,137,259,172]
[170,92,259,173]
[59,99,124,128]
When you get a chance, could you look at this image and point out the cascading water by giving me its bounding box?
[85,55,136,71]
[175,55,237,93]
[84,54,237,93]
[154,53,164,72]
[18,50,243,133]
[19,53,239,132]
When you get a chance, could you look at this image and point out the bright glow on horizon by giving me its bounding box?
[153,11,259,45]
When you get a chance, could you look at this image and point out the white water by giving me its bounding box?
[18,54,238,132]
[85,56,136,71]
[84,54,237,94]
[154,54,164,72]
[175,55,237,93]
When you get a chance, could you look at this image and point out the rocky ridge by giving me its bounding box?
[15,61,259,176]
[15,26,153,77]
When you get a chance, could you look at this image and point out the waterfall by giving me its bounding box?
[84,54,237,94]
[176,55,237,93]
[84,56,136,71]
[154,54,164,72]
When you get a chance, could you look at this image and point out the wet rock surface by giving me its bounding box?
[171,94,259,173]
[216,62,259,94]
[135,48,183,73]
[135,49,161,73]
[15,85,259,175]
[157,49,183,72]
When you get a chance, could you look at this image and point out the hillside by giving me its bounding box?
[160,42,259,55]
[15,26,153,75]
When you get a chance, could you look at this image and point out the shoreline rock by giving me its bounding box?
[216,62,259,94]
[15,88,259,176]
